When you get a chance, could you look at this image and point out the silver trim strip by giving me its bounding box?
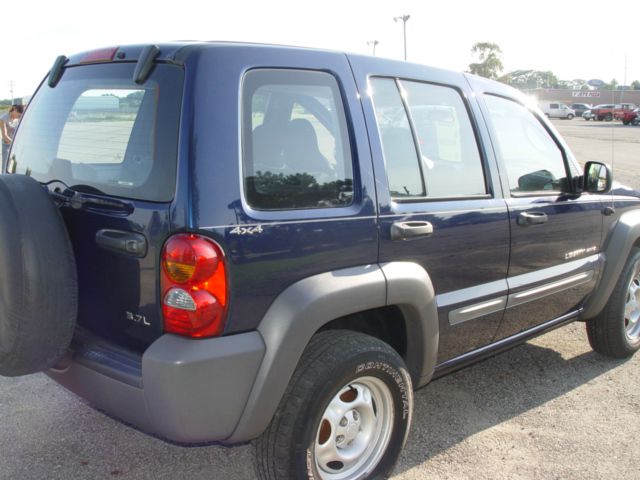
[449,297,507,326]
[507,270,594,308]
[437,279,508,309]
[443,255,601,326]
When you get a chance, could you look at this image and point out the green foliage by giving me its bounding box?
[500,69,559,89]
[632,80,640,91]
[247,171,353,209]
[468,42,503,80]
[607,78,619,90]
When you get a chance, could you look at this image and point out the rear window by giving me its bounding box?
[9,62,183,202]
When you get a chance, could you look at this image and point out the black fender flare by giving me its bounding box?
[226,261,437,443]
[582,209,640,319]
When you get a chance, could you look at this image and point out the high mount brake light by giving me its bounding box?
[80,47,119,64]
[161,234,227,338]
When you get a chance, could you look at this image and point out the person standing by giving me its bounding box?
[1,104,25,170]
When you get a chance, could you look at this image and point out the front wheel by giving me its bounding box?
[255,330,413,480]
[587,248,640,358]
[567,113,574,120]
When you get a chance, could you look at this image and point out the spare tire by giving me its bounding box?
[0,174,77,376]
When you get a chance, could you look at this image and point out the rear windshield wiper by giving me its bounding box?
[45,183,134,213]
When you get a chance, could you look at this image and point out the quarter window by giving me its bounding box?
[242,70,354,210]
[484,95,568,194]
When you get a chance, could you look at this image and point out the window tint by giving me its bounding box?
[401,80,486,197]
[9,63,183,202]
[369,77,424,197]
[243,70,353,210]
[484,95,567,194]
[370,77,486,199]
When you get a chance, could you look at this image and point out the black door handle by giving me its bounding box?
[96,229,148,257]
[517,211,548,226]
[391,221,433,241]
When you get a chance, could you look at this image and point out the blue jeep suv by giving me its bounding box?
[1,42,639,480]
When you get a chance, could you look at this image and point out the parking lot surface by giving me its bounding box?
[1,120,639,479]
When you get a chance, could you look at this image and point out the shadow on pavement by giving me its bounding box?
[393,339,626,475]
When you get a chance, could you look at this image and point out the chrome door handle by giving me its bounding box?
[517,211,548,226]
[391,221,433,241]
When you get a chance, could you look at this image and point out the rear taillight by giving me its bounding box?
[161,234,227,338]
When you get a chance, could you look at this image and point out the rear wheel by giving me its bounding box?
[255,330,413,480]
[587,248,640,358]
[567,113,574,120]
[605,113,613,121]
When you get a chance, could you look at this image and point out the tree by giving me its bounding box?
[468,42,503,80]
[500,69,559,89]
[607,78,619,90]
[631,80,640,91]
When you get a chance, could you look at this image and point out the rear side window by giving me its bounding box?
[9,63,183,202]
[370,77,486,199]
[242,69,354,210]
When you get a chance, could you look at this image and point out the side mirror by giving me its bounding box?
[583,161,612,193]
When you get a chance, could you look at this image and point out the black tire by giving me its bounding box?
[0,175,77,376]
[587,248,640,358]
[255,330,413,480]
[567,114,574,120]
[623,120,630,125]
[605,113,613,121]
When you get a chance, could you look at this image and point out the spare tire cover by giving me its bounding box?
[0,174,77,376]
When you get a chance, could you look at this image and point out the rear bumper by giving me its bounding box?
[47,331,265,444]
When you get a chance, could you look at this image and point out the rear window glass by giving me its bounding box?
[9,63,183,202]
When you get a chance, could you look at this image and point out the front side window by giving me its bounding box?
[242,69,354,210]
[484,95,568,194]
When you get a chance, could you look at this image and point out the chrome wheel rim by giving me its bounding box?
[624,261,640,342]
[313,376,394,480]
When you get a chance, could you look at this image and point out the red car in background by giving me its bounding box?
[614,103,638,121]
[590,104,615,121]
[621,108,639,125]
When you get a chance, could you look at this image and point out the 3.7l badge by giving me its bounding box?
[126,311,150,326]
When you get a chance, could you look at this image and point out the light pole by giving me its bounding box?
[393,15,410,61]
[8,80,15,104]
[367,40,379,56]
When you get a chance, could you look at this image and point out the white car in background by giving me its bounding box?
[539,102,576,119]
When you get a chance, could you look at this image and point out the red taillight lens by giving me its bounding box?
[161,234,227,338]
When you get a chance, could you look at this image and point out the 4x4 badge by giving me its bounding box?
[229,225,264,235]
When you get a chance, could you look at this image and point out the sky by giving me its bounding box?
[2,0,639,100]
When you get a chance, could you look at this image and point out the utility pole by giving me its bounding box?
[8,81,15,104]
[367,40,379,56]
[393,15,411,61]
